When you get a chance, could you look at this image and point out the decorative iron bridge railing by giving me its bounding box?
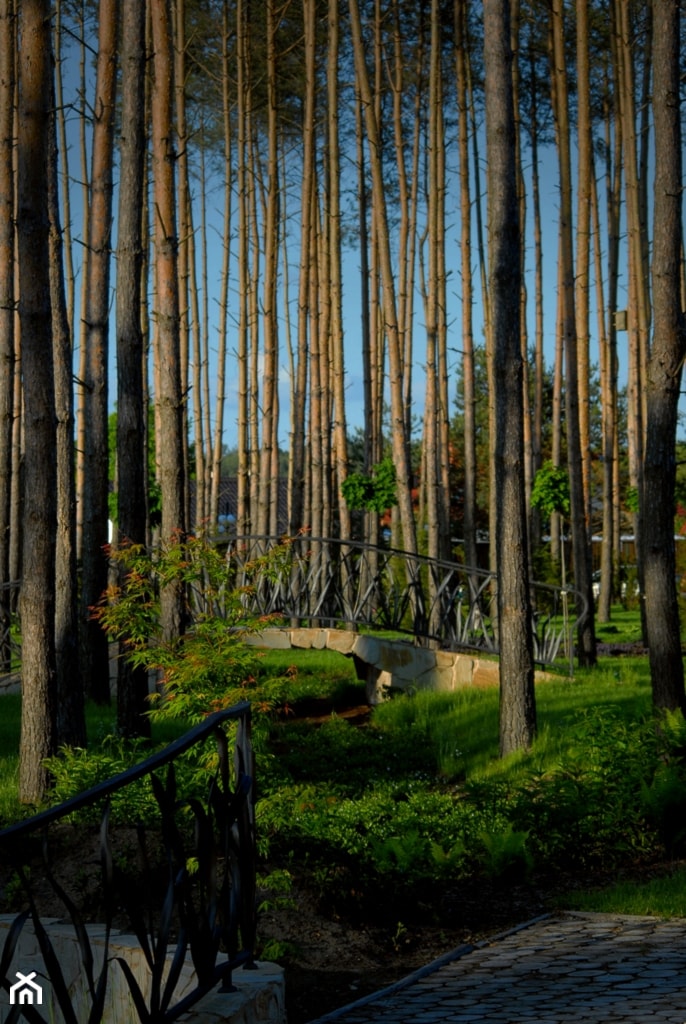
[222,535,585,668]
[0,703,256,1023]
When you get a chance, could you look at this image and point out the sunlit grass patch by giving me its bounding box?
[561,866,686,918]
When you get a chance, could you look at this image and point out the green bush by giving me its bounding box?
[94,535,289,724]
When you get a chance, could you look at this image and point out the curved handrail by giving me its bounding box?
[0,703,256,1023]
[223,534,587,668]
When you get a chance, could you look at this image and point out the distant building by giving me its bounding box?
[189,477,290,537]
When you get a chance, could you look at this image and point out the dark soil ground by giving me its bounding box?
[258,874,560,1023]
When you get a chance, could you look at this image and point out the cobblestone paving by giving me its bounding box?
[308,913,686,1024]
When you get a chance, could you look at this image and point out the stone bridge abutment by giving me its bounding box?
[246,628,503,703]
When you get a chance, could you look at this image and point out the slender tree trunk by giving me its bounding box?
[529,47,544,553]
[48,76,85,748]
[575,0,593,522]
[642,0,685,713]
[54,1,76,337]
[455,0,477,571]
[550,0,596,666]
[423,0,446,616]
[151,0,186,638]
[593,161,615,624]
[483,0,535,756]
[236,0,250,535]
[80,0,118,704]
[210,9,233,529]
[550,256,563,569]
[617,0,648,626]
[0,0,15,672]
[17,0,58,803]
[349,0,417,558]
[290,0,316,537]
[467,39,494,574]
[327,0,350,544]
[116,0,149,737]
[75,0,90,563]
[256,0,279,538]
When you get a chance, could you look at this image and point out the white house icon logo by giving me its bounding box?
[9,971,43,1006]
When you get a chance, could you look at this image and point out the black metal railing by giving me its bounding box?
[0,703,256,1023]
[223,535,585,668]
[0,581,20,676]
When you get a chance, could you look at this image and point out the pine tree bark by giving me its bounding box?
[349,0,417,558]
[116,0,150,737]
[550,0,596,666]
[48,76,85,748]
[455,0,477,571]
[17,0,58,803]
[236,0,251,535]
[256,0,279,539]
[483,0,536,756]
[80,0,118,704]
[642,0,685,713]
[0,0,15,672]
[326,0,351,545]
[151,0,186,639]
[575,0,593,524]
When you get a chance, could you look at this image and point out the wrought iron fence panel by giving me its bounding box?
[223,536,584,667]
[0,581,20,676]
[0,705,256,1023]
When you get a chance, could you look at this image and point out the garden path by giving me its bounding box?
[307,911,686,1023]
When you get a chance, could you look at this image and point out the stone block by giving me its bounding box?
[415,664,451,692]
[365,668,393,704]
[452,655,475,687]
[377,643,436,680]
[290,629,327,650]
[244,630,293,650]
[323,629,356,655]
[472,659,500,687]
[352,634,381,665]
[0,918,284,1024]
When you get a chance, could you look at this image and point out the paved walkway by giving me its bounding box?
[307,912,686,1023]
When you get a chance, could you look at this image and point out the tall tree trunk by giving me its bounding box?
[80,0,118,704]
[455,0,477,571]
[54,1,76,338]
[0,0,15,673]
[642,0,685,713]
[151,0,186,639]
[616,0,648,627]
[210,7,233,529]
[327,0,350,544]
[349,0,417,558]
[422,0,447,616]
[236,0,251,535]
[550,0,596,666]
[17,0,58,803]
[593,159,615,624]
[116,0,149,737]
[174,0,195,535]
[290,0,316,537]
[256,0,279,539]
[529,46,545,553]
[483,0,535,756]
[575,0,592,523]
[48,76,85,748]
[75,0,90,564]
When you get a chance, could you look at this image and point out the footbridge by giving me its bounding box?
[223,535,582,677]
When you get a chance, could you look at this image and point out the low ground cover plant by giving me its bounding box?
[254,655,686,915]
[1,555,685,927]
